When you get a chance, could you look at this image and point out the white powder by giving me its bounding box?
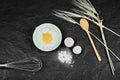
[58,50,73,65]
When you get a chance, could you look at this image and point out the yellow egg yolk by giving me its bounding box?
[42,32,52,44]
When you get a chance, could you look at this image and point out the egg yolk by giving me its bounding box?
[42,32,52,44]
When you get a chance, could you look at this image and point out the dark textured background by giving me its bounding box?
[0,0,120,80]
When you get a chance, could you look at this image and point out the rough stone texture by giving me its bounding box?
[0,0,120,80]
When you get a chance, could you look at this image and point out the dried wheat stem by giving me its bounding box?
[89,32,120,62]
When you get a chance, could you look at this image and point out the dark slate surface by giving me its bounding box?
[0,0,120,80]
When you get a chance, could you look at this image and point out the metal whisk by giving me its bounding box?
[0,57,43,72]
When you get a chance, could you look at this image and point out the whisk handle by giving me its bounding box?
[0,64,7,67]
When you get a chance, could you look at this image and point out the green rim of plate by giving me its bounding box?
[33,23,62,52]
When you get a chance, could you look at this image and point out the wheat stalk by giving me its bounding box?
[52,0,120,75]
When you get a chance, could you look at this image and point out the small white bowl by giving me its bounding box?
[64,37,74,47]
[72,46,82,54]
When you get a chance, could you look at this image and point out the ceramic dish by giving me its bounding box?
[33,23,62,52]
